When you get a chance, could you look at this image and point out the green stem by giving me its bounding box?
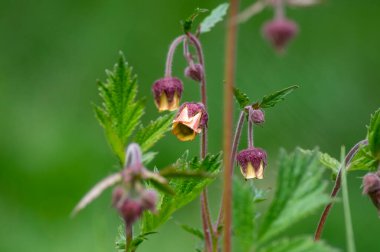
[125,222,133,252]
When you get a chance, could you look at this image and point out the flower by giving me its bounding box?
[184,63,204,82]
[363,173,380,214]
[262,18,298,53]
[172,102,208,141]
[152,77,183,112]
[247,107,265,124]
[237,147,267,179]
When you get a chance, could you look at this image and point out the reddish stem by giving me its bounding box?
[165,35,186,77]
[248,120,254,148]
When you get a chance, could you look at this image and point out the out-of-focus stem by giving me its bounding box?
[314,139,368,241]
[165,35,186,77]
[222,0,239,251]
[125,222,132,252]
[236,0,267,24]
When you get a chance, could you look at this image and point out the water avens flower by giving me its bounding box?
[237,147,267,179]
[262,18,298,53]
[363,172,380,214]
[152,77,183,112]
[247,107,265,125]
[172,102,208,141]
[184,63,204,82]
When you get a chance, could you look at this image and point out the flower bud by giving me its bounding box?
[112,187,143,224]
[184,64,204,82]
[172,102,208,141]
[262,18,298,53]
[140,189,158,212]
[237,147,267,179]
[152,77,183,112]
[249,108,265,124]
[363,173,380,214]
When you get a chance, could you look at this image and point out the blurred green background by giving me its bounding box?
[1,0,379,251]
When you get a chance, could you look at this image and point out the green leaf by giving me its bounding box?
[258,148,330,243]
[348,144,378,172]
[368,108,380,160]
[140,152,222,234]
[159,166,214,179]
[95,52,144,163]
[178,223,204,240]
[319,152,340,178]
[134,112,175,152]
[200,3,229,33]
[233,87,251,109]
[232,178,258,252]
[259,85,299,109]
[183,8,208,33]
[257,237,339,252]
[142,152,157,165]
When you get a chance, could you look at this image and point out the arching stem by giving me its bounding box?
[165,35,186,77]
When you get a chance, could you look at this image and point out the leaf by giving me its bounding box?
[140,152,222,234]
[368,108,380,160]
[134,112,175,152]
[348,144,378,172]
[95,52,145,163]
[200,3,229,33]
[232,178,258,252]
[159,166,213,179]
[72,173,122,217]
[142,152,157,165]
[178,223,204,240]
[182,8,209,33]
[257,236,339,252]
[257,148,331,243]
[233,87,251,109]
[319,152,340,178]
[259,85,299,109]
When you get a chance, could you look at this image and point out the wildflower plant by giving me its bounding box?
[71,1,380,252]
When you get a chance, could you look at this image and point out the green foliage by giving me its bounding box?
[134,112,175,152]
[140,151,222,234]
[368,109,380,160]
[178,223,204,240]
[182,8,208,33]
[257,237,339,252]
[233,87,251,109]
[259,85,299,109]
[200,3,229,33]
[257,148,330,243]
[232,179,257,252]
[319,152,340,178]
[348,144,378,172]
[115,225,156,252]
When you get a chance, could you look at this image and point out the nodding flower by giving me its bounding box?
[152,77,183,112]
[184,63,204,82]
[247,106,265,125]
[237,147,267,179]
[172,102,208,141]
[363,172,380,214]
[262,17,298,53]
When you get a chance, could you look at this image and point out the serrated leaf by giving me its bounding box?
[348,144,378,172]
[200,3,229,33]
[134,112,175,152]
[259,85,298,109]
[183,8,209,33]
[368,108,380,160]
[140,152,222,234]
[258,148,331,243]
[257,236,339,252]
[95,52,144,163]
[319,152,340,177]
[233,87,251,109]
[232,178,257,252]
[179,223,204,240]
[159,167,213,179]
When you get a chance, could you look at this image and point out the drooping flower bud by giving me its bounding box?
[248,108,265,125]
[140,189,158,213]
[184,63,204,82]
[112,187,143,224]
[237,147,267,179]
[363,173,380,214]
[262,18,298,53]
[172,102,208,141]
[152,77,183,112]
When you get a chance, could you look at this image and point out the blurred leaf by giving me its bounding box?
[258,148,330,243]
[182,8,209,33]
[141,152,222,234]
[257,237,339,252]
[115,225,157,252]
[134,112,175,152]
[348,145,378,172]
[142,152,157,165]
[259,85,299,109]
[178,223,204,240]
[200,3,229,33]
[95,52,144,163]
[319,152,340,177]
[233,87,251,109]
[232,178,258,252]
[368,108,380,160]
[159,166,213,179]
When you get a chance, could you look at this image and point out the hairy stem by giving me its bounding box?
[125,222,133,252]
[165,35,186,77]
[222,1,240,251]
[314,139,368,241]
[248,120,254,148]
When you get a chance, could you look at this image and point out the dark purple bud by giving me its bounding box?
[112,186,125,206]
[363,173,380,214]
[152,77,183,112]
[184,64,204,82]
[140,189,158,212]
[262,18,298,53]
[249,108,265,124]
[172,102,208,141]
[237,147,267,179]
